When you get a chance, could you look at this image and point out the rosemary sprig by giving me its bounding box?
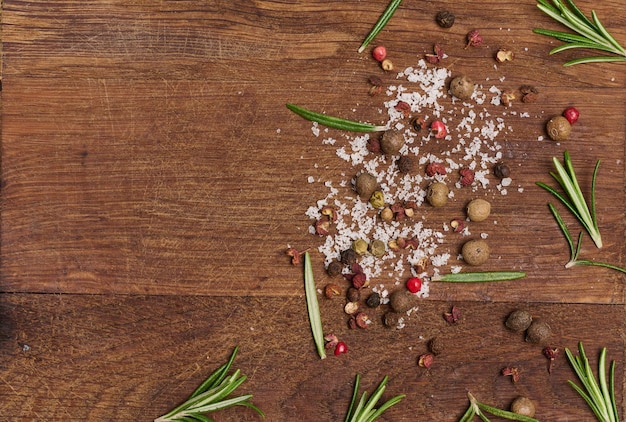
[459,393,540,422]
[547,203,626,273]
[565,343,620,422]
[286,103,387,133]
[357,0,403,53]
[154,347,264,421]
[304,251,326,359]
[431,271,526,283]
[345,374,405,422]
[533,0,626,66]
[536,150,602,248]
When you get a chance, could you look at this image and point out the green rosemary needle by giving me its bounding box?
[566,343,619,422]
[533,0,626,66]
[459,393,540,422]
[304,251,326,359]
[431,271,526,283]
[357,0,403,53]
[345,374,405,422]
[536,150,602,248]
[286,103,387,133]
[154,347,264,421]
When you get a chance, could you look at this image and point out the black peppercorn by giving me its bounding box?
[366,292,381,308]
[340,249,358,265]
[327,260,343,277]
[346,287,360,303]
[436,11,455,28]
[396,156,414,174]
[493,162,511,179]
[383,312,400,328]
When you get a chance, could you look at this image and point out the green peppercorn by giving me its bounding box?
[369,239,386,257]
[352,238,369,255]
[369,190,385,208]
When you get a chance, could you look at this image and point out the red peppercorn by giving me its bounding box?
[406,277,422,293]
[563,107,580,125]
[431,120,447,138]
[372,46,387,62]
[465,30,483,48]
[334,341,348,356]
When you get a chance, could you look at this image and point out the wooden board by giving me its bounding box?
[1,0,624,420]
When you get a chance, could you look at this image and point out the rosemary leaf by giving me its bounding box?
[286,103,387,132]
[345,374,405,422]
[357,0,403,53]
[566,343,619,422]
[534,0,626,65]
[304,252,326,359]
[431,271,526,283]
[154,348,264,422]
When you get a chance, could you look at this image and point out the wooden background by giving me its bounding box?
[1,0,624,420]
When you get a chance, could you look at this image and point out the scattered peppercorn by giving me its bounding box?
[406,277,422,293]
[394,100,411,118]
[396,155,414,173]
[334,341,348,356]
[344,301,359,315]
[450,219,465,233]
[381,58,394,71]
[428,337,445,355]
[495,49,514,62]
[501,366,521,383]
[459,167,475,187]
[355,172,378,199]
[369,190,385,209]
[430,120,447,138]
[505,309,533,332]
[418,353,434,368]
[520,85,539,103]
[389,289,413,313]
[372,45,387,62]
[563,106,580,125]
[355,312,370,329]
[411,116,426,132]
[369,239,386,258]
[426,182,449,207]
[466,198,491,222]
[525,320,551,343]
[435,11,455,28]
[425,44,445,64]
[380,128,405,155]
[444,305,461,323]
[461,239,490,266]
[465,29,483,48]
[543,346,559,374]
[368,76,383,96]
[327,260,344,277]
[425,162,446,177]
[346,287,360,303]
[341,248,358,265]
[383,312,400,328]
[449,75,475,100]
[352,238,369,255]
[510,396,536,418]
[365,292,381,308]
[324,284,341,299]
[380,207,394,222]
[546,115,572,141]
[493,162,511,179]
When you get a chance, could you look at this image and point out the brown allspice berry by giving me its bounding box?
[505,309,533,332]
[461,239,490,266]
[355,172,378,199]
[511,397,536,418]
[389,289,414,313]
[526,320,552,344]
[426,182,449,207]
[380,128,405,156]
[546,115,572,141]
[466,198,491,222]
[449,75,475,100]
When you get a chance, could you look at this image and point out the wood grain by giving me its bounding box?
[1,0,625,420]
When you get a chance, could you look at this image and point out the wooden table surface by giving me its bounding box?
[1,1,624,420]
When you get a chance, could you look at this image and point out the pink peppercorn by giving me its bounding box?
[406,277,422,293]
[563,107,580,125]
[431,120,447,138]
[334,341,348,356]
[372,45,387,62]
